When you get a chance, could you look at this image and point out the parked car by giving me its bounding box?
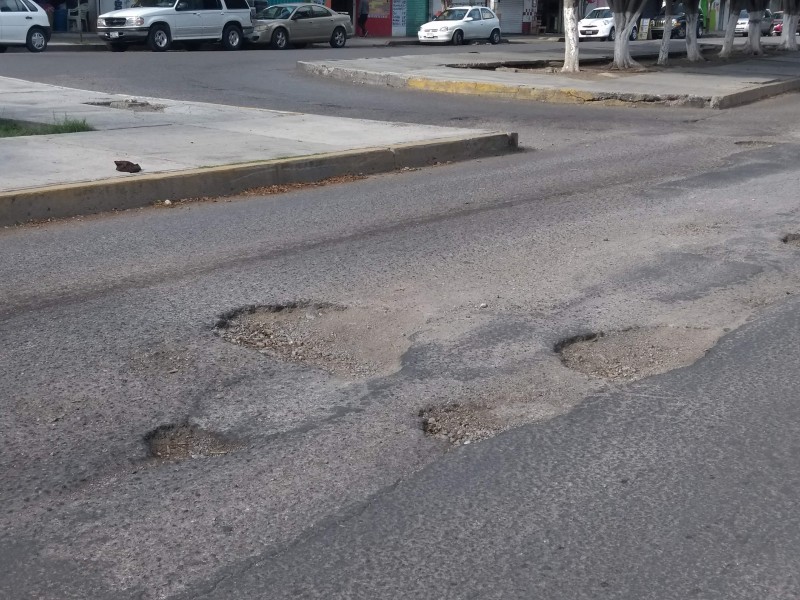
[769,10,797,35]
[96,0,253,52]
[578,7,637,41]
[248,3,353,49]
[0,0,50,53]
[418,6,501,45]
[650,4,704,39]
[734,8,774,36]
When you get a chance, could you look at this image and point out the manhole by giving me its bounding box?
[419,403,502,445]
[144,423,237,461]
[556,326,721,382]
[86,99,166,112]
[215,301,410,379]
[782,233,800,247]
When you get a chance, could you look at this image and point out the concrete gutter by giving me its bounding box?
[0,133,518,226]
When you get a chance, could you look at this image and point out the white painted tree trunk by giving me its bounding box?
[611,10,643,69]
[562,3,580,72]
[657,7,673,65]
[781,14,799,50]
[747,11,763,54]
[685,13,703,60]
[719,11,739,56]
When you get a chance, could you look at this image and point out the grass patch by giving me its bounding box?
[0,117,94,138]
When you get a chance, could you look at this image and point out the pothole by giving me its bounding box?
[215,301,411,379]
[556,326,722,382]
[144,423,237,461]
[734,140,773,148]
[419,403,504,445]
[782,233,800,247]
[86,99,166,112]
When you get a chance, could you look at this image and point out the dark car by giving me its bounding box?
[649,4,704,39]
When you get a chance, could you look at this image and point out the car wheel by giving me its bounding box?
[330,26,347,48]
[488,28,500,44]
[607,27,615,41]
[451,29,464,45]
[222,24,243,50]
[270,27,288,49]
[629,25,637,40]
[107,42,127,51]
[148,24,171,51]
[26,26,47,52]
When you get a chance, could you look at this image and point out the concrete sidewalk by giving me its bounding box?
[0,76,517,225]
[298,40,800,109]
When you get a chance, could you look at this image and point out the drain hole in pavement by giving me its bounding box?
[145,423,237,461]
[419,403,503,445]
[215,301,410,379]
[86,99,166,112]
[782,233,800,247]
[556,326,722,382]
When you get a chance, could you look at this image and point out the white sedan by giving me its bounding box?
[579,7,637,41]
[0,0,50,53]
[418,6,501,45]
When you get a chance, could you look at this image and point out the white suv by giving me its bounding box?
[97,0,253,52]
[0,0,51,53]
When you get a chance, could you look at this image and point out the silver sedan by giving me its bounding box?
[248,3,354,49]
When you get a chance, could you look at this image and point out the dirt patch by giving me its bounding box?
[419,403,505,445]
[216,301,411,379]
[782,233,800,247]
[557,326,721,382]
[145,424,237,461]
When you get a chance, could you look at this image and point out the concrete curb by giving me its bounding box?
[0,132,518,226]
[710,76,800,108]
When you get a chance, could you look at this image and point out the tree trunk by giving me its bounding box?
[611,10,643,68]
[562,3,580,72]
[747,10,764,54]
[685,13,703,60]
[781,13,799,49]
[719,10,739,56]
[657,1,673,65]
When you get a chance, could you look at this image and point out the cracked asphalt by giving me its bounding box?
[2,51,800,597]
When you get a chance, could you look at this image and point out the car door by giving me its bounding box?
[199,0,224,38]
[0,0,32,44]
[289,5,314,41]
[173,0,204,39]
[464,8,481,39]
[309,4,333,42]
[481,8,496,35]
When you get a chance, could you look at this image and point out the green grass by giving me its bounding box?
[0,117,94,138]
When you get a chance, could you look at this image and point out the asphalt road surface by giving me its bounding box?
[2,43,800,599]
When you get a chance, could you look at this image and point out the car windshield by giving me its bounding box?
[131,0,174,6]
[585,8,611,18]
[435,8,468,20]
[256,4,293,18]
[739,9,749,17]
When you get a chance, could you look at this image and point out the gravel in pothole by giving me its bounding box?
[215,302,411,379]
[782,233,800,247]
[557,326,722,382]
[145,424,237,461]
[419,403,505,445]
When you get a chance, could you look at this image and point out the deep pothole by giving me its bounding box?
[86,99,166,112]
[782,233,800,247]
[215,301,410,379]
[145,423,237,461]
[419,403,504,446]
[556,326,721,382]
